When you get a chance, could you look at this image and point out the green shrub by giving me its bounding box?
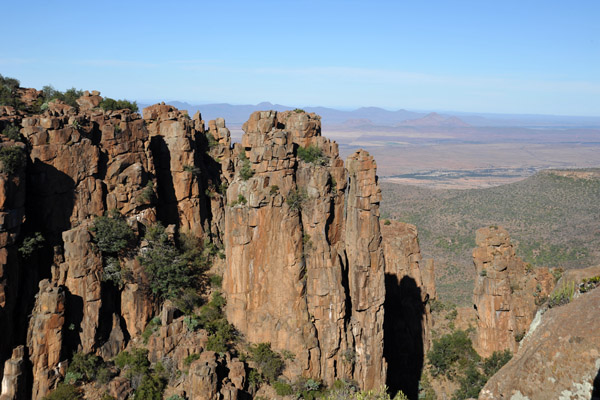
[42,384,82,400]
[19,232,45,257]
[514,330,525,342]
[482,349,512,377]
[293,108,305,113]
[0,74,24,110]
[209,274,223,288]
[548,281,575,308]
[239,152,254,180]
[2,125,21,141]
[100,98,139,112]
[479,269,487,277]
[183,165,201,176]
[41,86,83,109]
[384,219,391,225]
[66,352,102,383]
[184,315,201,332]
[427,330,480,378]
[325,385,407,400]
[281,349,295,361]
[142,316,161,344]
[102,257,124,287]
[114,348,150,378]
[134,373,165,400]
[0,146,26,175]
[173,288,202,315]
[206,133,218,149]
[138,223,208,300]
[270,185,279,195]
[230,194,247,207]
[90,210,134,255]
[286,188,307,211]
[579,275,600,293]
[184,353,201,366]
[273,381,294,396]
[451,364,487,400]
[445,308,458,321]
[552,268,563,283]
[247,368,264,392]
[247,342,284,383]
[138,181,155,203]
[297,145,325,164]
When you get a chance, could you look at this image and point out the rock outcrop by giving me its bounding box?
[0,84,438,399]
[0,346,27,400]
[479,285,600,400]
[381,221,436,398]
[223,111,386,389]
[472,226,554,357]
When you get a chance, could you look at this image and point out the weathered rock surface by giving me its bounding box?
[479,286,600,400]
[0,84,440,399]
[223,111,387,388]
[0,346,27,400]
[472,226,554,357]
[27,280,65,400]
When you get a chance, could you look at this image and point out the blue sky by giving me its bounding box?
[1,0,599,115]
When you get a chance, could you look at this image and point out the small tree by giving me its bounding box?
[0,146,26,175]
[100,98,139,112]
[90,210,135,255]
[286,188,307,211]
[247,343,284,383]
[138,224,207,300]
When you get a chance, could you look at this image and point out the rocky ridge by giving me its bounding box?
[0,87,436,399]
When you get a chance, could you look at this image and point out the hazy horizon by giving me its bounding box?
[1,0,599,116]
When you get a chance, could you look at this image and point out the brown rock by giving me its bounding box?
[381,221,436,397]
[345,150,387,389]
[472,226,555,357]
[0,346,27,400]
[27,280,65,400]
[223,111,387,389]
[480,287,600,399]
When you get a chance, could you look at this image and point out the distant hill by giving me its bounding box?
[137,101,600,129]
[397,112,471,127]
[380,169,600,305]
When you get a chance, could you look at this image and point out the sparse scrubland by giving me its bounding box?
[381,170,600,304]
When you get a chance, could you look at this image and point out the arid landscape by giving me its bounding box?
[2,1,600,399]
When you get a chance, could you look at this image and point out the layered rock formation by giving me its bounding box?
[479,285,600,400]
[472,226,554,357]
[222,111,386,388]
[0,84,437,399]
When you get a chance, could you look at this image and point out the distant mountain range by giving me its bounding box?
[138,101,600,129]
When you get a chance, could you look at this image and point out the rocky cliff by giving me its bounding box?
[479,270,600,400]
[381,221,436,399]
[222,111,386,389]
[472,226,555,357]
[0,85,437,399]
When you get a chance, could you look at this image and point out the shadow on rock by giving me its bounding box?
[384,274,425,400]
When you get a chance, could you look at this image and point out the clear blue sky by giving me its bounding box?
[2,0,599,115]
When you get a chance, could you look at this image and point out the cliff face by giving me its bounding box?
[0,87,436,399]
[381,221,436,399]
[472,226,554,357]
[222,111,386,388]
